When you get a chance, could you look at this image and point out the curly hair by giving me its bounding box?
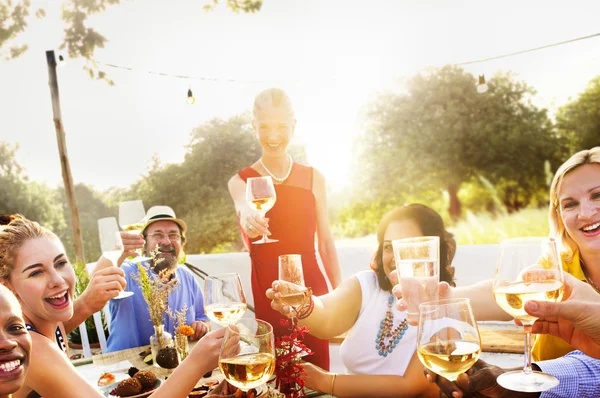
[370,204,457,292]
[0,214,57,280]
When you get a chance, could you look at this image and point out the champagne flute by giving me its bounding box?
[118,200,148,261]
[98,217,134,299]
[218,319,275,391]
[246,176,278,244]
[392,236,440,325]
[278,254,308,310]
[204,273,247,327]
[417,298,481,382]
[492,237,564,392]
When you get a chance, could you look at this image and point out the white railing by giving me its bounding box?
[184,244,500,307]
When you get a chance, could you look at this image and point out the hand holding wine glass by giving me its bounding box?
[393,236,440,325]
[246,176,278,244]
[218,319,275,392]
[204,273,247,327]
[417,298,481,383]
[492,237,564,392]
[278,254,309,313]
[118,200,148,261]
[98,217,133,299]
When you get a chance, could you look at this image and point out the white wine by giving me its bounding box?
[249,197,275,213]
[280,290,308,307]
[122,223,144,234]
[219,352,276,390]
[417,340,481,381]
[206,303,247,326]
[493,280,564,324]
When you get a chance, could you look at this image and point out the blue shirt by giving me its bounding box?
[106,261,209,352]
[538,350,600,398]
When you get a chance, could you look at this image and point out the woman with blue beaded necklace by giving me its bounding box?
[267,204,456,397]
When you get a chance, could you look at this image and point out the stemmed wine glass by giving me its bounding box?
[118,200,149,262]
[98,217,133,299]
[392,236,440,325]
[278,254,310,314]
[204,273,247,327]
[417,298,481,383]
[218,319,275,392]
[492,237,564,392]
[246,176,278,244]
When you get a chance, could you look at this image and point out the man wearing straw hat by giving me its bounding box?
[105,205,210,352]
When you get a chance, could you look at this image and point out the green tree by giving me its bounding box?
[56,183,113,262]
[0,142,65,231]
[1,0,263,81]
[357,65,559,221]
[556,75,600,154]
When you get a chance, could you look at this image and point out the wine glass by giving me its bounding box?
[204,273,247,327]
[98,217,134,299]
[417,298,481,383]
[246,176,278,244]
[278,254,309,310]
[392,236,440,325]
[218,319,275,392]
[492,237,564,392]
[118,200,148,261]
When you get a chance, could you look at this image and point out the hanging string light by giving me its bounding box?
[476,74,488,94]
[186,88,196,104]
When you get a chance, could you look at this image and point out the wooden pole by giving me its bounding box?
[46,50,86,264]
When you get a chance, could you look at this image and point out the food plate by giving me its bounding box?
[101,378,162,398]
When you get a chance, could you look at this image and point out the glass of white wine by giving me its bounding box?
[218,319,275,391]
[118,200,148,262]
[98,217,133,299]
[417,298,481,383]
[246,176,278,244]
[278,254,309,310]
[392,236,440,325]
[493,237,564,392]
[204,273,247,327]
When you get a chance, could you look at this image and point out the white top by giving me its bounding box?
[339,270,417,375]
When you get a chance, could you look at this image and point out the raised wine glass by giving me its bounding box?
[218,319,275,392]
[118,200,149,262]
[278,254,309,311]
[392,236,440,325]
[98,217,133,299]
[417,298,481,383]
[204,273,247,327]
[493,237,564,392]
[246,176,278,244]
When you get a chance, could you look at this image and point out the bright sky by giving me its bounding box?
[1,0,599,191]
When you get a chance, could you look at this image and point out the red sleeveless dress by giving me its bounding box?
[238,163,330,371]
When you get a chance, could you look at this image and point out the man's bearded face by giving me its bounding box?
[143,220,183,274]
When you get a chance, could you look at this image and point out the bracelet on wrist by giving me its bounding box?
[330,373,337,396]
[296,288,314,320]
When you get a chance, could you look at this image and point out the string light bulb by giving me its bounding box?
[186,88,196,104]
[477,74,488,94]
[58,54,66,67]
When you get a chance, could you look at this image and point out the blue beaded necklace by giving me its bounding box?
[375,295,409,357]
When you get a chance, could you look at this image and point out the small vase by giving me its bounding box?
[150,324,177,369]
[175,334,189,362]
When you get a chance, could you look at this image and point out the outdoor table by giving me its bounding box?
[74,341,333,397]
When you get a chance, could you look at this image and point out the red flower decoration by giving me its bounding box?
[270,320,313,398]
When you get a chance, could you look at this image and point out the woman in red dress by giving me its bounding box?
[227,88,341,370]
